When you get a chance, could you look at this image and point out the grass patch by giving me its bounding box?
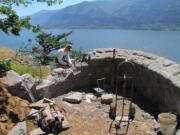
[0,47,52,78]
[10,63,51,78]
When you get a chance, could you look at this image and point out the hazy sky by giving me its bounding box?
[13,0,95,16]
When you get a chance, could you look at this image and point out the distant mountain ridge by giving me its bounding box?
[30,0,180,30]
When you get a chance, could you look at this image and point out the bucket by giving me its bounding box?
[158,113,177,135]
[175,129,180,135]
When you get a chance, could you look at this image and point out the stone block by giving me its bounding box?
[101,94,113,104]
[29,100,47,109]
[63,92,83,104]
[29,128,45,135]
[27,108,39,119]
[53,68,64,74]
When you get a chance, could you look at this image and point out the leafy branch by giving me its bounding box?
[19,31,72,65]
[0,0,63,35]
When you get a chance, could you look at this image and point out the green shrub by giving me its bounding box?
[71,49,84,60]
[11,63,40,77]
[0,58,11,75]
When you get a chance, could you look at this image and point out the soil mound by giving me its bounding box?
[0,83,30,135]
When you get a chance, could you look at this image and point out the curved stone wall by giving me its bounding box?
[36,48,180,117]
[91,48,180,115]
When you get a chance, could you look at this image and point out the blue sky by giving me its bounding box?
[13,0,95,16]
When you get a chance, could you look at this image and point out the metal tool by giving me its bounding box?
[94,77,106,96]
[97,77,106,91]
[109,59,136,135]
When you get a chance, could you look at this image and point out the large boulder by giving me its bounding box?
[0,70,22,88]
[0,70,26,98]
[0,71,36,100]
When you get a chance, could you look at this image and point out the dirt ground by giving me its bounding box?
[0,84,159,135]
[56,93,159,135]
[0,84,30,135]
[0,48,17,59]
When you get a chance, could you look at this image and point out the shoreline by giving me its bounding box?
[43,27,180,32]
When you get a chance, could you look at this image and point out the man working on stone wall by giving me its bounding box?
[56,45,72,68]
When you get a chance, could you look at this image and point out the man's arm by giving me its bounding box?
[57,51,68,65]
